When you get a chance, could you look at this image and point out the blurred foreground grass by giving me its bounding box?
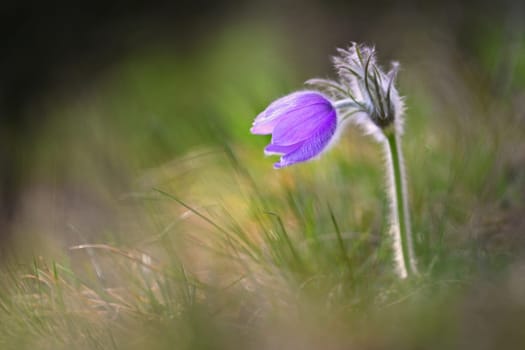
[1,23,525,349]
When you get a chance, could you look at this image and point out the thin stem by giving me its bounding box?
[333,99,355,109]
[333,98,365,110]
[384,131,417,278]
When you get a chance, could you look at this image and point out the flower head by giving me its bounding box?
[251,91,337,169]
[251,43,405,168]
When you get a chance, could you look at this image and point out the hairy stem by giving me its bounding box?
[384,131,417,278]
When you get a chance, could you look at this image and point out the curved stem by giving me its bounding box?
[384,131,417,278]
[333,98,360,109]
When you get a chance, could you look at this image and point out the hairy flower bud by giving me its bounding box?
[308,43,405,139]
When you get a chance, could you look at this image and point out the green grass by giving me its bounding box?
[2,23,525,349]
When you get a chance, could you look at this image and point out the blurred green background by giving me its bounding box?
[1,1,525,349]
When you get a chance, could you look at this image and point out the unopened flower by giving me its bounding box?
[252,43,404,166]
[250,91,337,169]
[330,43,404,135]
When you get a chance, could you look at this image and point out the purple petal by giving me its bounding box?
[250,91,331,135]
[274,116,337,169]
[271,106,335,145]
[264,141,304,155]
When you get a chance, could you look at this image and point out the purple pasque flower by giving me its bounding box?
[251,91,337,169]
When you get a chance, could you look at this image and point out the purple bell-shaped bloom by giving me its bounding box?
[251,91,338,169]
